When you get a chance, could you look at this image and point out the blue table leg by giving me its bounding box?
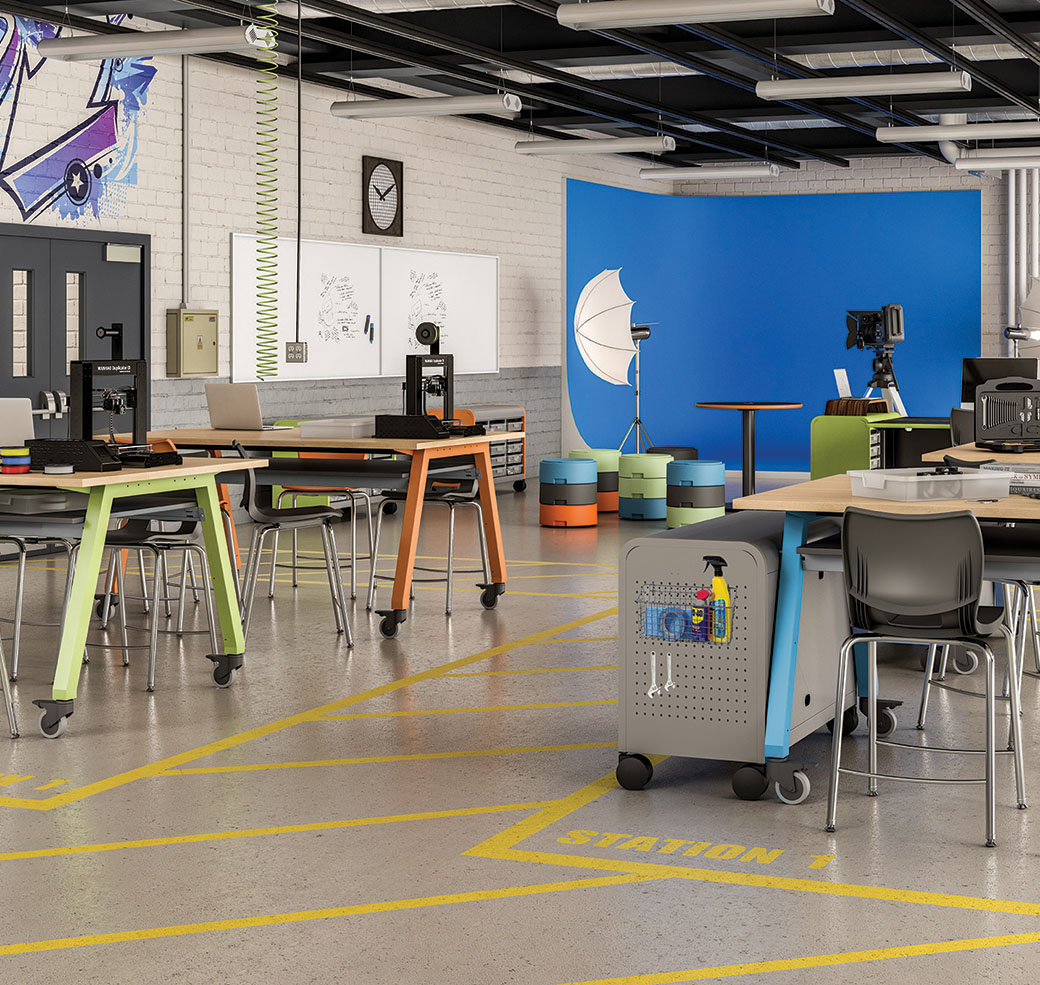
[764,511,817,761]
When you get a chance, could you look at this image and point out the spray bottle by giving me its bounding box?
[703,555,731,643]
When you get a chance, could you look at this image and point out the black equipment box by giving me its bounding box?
[975,377,1040,452]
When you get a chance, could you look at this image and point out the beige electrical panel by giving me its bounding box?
[167,309,219,378]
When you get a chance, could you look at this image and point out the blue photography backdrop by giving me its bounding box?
[565,180,982,472]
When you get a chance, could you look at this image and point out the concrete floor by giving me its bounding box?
[1,483,1039,983]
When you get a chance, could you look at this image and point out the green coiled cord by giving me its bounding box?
[255,1,279,380]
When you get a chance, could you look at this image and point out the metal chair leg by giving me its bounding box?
[0,630,17,738]
[146,547,163,693]
[176,550,190,636]
[268,528,280,599]
[187,544,220,656]
[241,526,267,641]
[917,644,939,729]
[137,549,150,613]
[186,552,200,603]
[997,627,1028,811]
[445,502,456,615]
[223,509,243,609]
[983,643,997,847]
[367,505,386,611]
[319,522,345,635]
[825,637,856,832]
[325,522,353,646]
[159,552,172,618]
[100,552,117,629]
[350,494,358,600]
[9,539,25,681]
[115,548,131,664]
[867,640,879,797]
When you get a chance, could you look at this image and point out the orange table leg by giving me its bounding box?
[474,444,507,607]
[210,448,241,570]
[377,448,431,638]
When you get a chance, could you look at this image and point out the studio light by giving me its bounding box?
[514,135,676,155]
[876,120,1040,142]
[38,25,276,61]
[756,70,971,101]
[556,0,833,30]
[639,163,780,179]
[331,93,522,119]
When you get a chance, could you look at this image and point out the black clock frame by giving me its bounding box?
[362,155,404,237]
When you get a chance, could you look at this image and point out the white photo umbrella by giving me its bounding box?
[573,268,653,451]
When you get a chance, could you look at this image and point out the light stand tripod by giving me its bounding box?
[862,344,907,416]
[619,324,654,453]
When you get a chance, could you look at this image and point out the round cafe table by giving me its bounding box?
[695,402,803,497]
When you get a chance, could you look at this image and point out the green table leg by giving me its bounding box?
[34,485,116,736]
[195,476,246,686]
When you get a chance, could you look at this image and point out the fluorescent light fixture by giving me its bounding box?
[639,163,780,179]
[556,0,833,30]
[756,70,971,101]
[38,25,275,61]
[954,156,1040,170]
[330,93,522,119]
[876,120,1040,142]
[514,135,676,155]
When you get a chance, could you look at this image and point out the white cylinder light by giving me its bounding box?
[640,164,780,179]
[756,70,971,101]
[514,135,676,155]
[331,93,522,119]
[877,120,1040,142]
[38,25,275,61]
[557,0,833,30]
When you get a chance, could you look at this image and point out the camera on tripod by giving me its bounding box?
[846,304,904,351]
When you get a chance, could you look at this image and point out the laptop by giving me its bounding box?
[205,383,292,431]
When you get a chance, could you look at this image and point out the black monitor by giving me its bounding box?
[961,357,1040,404]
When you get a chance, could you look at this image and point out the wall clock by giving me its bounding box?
[362,156,403,237]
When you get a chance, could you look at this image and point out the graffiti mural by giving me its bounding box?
[0,15,157,222]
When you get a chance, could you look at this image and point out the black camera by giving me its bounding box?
[846,304,904,351]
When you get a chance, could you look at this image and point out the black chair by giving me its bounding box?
[826,507,1026,847]
[231,441,352,646]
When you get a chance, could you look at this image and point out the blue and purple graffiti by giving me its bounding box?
[0,15,157,222]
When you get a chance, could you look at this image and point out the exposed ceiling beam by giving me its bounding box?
[511,0,949,162]
[945,0,1040,70]
[840,0,1039,115]
[181,0,826,166]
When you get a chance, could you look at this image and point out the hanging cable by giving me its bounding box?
[255,1,279,379]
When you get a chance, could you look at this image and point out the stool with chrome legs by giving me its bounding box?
[826,508,1027,848]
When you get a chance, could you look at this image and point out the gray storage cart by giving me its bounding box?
[617,512,856,804]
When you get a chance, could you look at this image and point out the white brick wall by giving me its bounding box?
[678,157,1006,355]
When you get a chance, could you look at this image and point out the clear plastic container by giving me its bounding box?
[297,417,375,439]
[848,467,1011,502]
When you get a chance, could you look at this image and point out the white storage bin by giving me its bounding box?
[298,416,375,439]
[848,467,1011,503]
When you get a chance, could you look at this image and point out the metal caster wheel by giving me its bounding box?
[213,666,237,688]
[207,653,243,688]
[952,651,979,675]
[95,597,118,619]
[480,587,499,610]
[732,764,769,801]
[513,479,527,492]
[39,713,67,739]
[775,770,811,805]
[827,705,859,737]
[616,753,653,790]
[379,616,400,639]
[877,707,897,737]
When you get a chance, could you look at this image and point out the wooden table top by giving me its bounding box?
[923,443,1040,464]
[142,427,523,452]
[695,402,803,411]
[733,473,1040,521]
[0,457,265,489]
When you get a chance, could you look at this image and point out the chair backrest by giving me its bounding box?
[950,406,975,446]
[0,398,34,446]
[842,507,985,638]
[231,440,265,522]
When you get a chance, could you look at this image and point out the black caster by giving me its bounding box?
[382,501,398,516]
[207,652,243,688]
[877,707,897,737]
[827,705,860,737]
[94,596,118,619]
[376,609,406,639]
[775,769,811,805]
[732,764,769,801]
[478,582,505,610]
[33,698,73,739]
[513,479,527,492]
[616,753,653,790]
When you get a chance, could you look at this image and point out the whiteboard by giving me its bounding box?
[231,234,382,382]
[380,247,499,376]
[231,234,498,381]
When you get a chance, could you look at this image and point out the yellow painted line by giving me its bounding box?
[268,576,613,599]
[0,874,654,957]
[161,742,616,776]
[0,606,617,812]
[0,802,558,863]
[322,700,617,720]
[0,774,33,787]
[557,932,1040,984]
[553,638,618,643]
[33,779,69,791]
[442,666,619,677]
[467,768,1040,918]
